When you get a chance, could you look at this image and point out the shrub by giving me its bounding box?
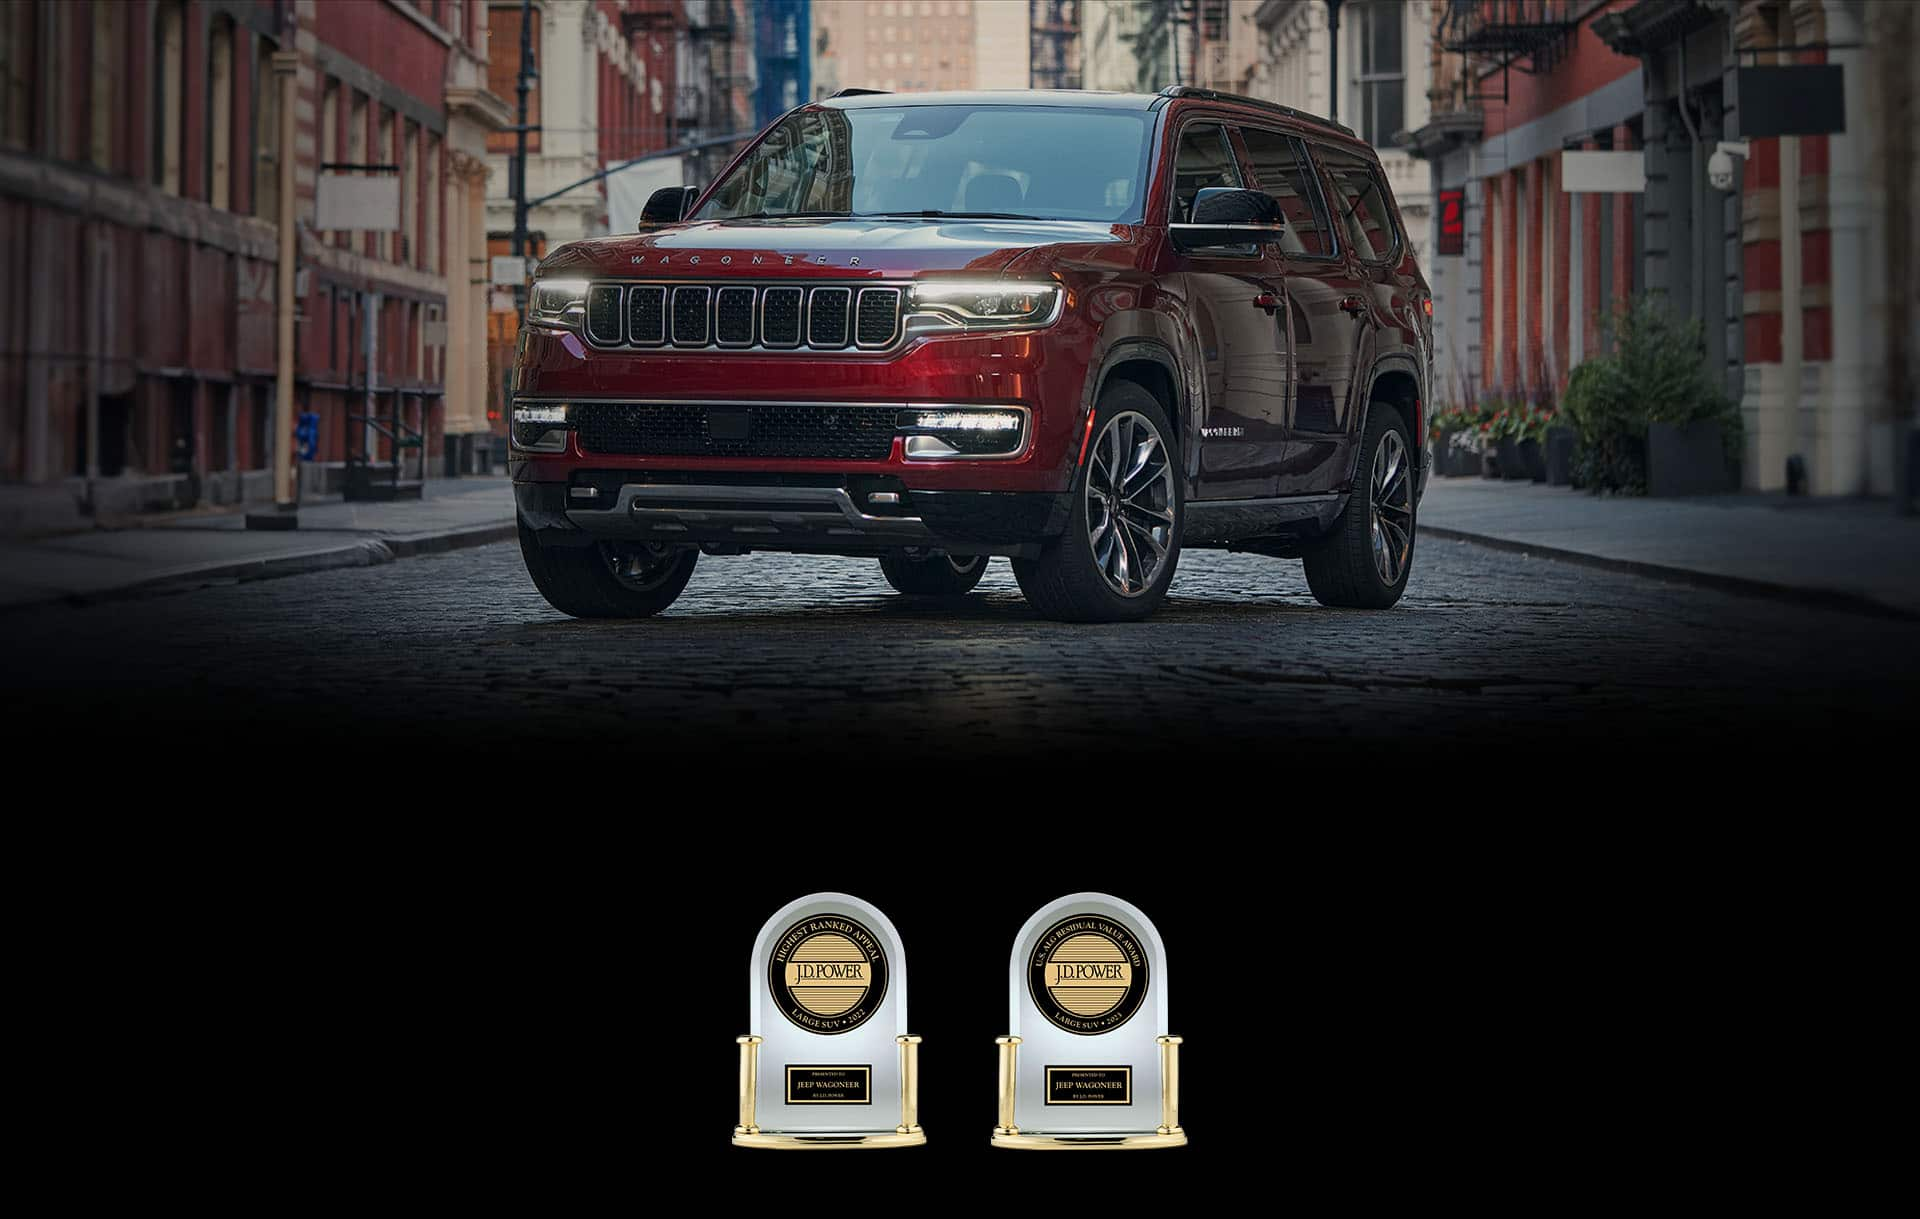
[1561,295,1741,494]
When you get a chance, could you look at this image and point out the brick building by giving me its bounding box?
[0,0,512,532]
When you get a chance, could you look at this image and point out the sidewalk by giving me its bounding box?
[1418,476,1920,618]
[0,477,516,610]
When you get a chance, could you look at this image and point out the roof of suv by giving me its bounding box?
[816,86,1362,143]
[821,89,1164,111]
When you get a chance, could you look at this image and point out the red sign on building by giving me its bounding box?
[1438,188,1465,256]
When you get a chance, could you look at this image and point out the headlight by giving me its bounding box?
[896,406,1029,459]
[511,403,571,452]
[526,279,590,331]
[906,280,1063,334]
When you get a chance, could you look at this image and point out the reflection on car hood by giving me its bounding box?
[537,218,1135,279]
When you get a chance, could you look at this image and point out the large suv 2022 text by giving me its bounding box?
[510,85,1430,622]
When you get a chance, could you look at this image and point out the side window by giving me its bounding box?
[1238,127,1333,258]
[1170,122,1241,222]
[1313,143,1398,261]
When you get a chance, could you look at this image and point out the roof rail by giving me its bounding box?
[1158,85,1356,138]
[828,87,892,98]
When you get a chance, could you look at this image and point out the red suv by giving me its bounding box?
[511,86,1430,622]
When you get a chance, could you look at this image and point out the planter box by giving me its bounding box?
[1647,420,1735,497]
[1520,437,1547,482]
[1496,437,1529,480]
[1545,426,1576,486]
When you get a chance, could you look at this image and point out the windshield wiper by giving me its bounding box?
[857,210,1043,221]
[719,210,855,221]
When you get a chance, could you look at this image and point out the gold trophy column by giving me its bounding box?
[993,1036,1021,1136]
[734,1035,762,1136]
[1155,1035,1184,1137]
[896,1035,923,1136]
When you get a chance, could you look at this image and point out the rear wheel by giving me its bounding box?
[1302,405,1415,609]
[1013,381,1182,623]
[879,549,987,597]
[518,518,698,618]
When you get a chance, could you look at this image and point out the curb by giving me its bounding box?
[2,520,517,613]
[1418,524,1920,622]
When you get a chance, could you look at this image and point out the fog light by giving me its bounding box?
[896,407,1027,459]
[512,403,572,452]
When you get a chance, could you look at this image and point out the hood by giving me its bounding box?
[537,217,1136,281]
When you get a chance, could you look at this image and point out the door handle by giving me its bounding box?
[1253,293,1281,314]
[1339,295,1368,317]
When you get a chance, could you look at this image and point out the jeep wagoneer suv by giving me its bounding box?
[510,85,1430,622]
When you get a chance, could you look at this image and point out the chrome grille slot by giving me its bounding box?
[808,287,851,348]
[585,285,623,346]
[856,287,901,348]
[671,286,711,346]
[627,286,666,345]
[761,287,803,347]
[715,287,756,346]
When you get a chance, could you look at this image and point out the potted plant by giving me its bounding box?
[1518,402,1553,482]
[1562,296,1743,495]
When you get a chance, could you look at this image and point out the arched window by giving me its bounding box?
[253,39,280,219]
[153,0,185,193]
[208,17,234,208]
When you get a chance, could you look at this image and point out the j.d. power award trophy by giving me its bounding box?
[991,892,1185,1149]
[734,892,925,1149]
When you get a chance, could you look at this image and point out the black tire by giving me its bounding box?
[1303,404,1416,609]
[1013,380,1183,623]
[878,550,988,596]
[517,518,698,618]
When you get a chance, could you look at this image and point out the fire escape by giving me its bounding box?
[1030,0,1081,91]
[1437,0,1581,104]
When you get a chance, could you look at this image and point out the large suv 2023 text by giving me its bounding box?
[510,85,1430,622]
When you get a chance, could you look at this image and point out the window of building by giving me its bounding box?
[1238,127,1331,257]
[89,0,122,169]
[401,121,418,267]
[1352,1,1404,149]
[377,109,395,262]
[0,0,35,150]
[254,40,281,219]
[1170,122,1240,222]
[486,4,539,153]
[425,133,441,274]
[208,17,234,208]
[154,0,185,193]
[1314,143,1397,261]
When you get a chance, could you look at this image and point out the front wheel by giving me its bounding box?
[518,519,698,618]
[1302,405,1415,609]
[1013,381,1182,623]
[879,550,987,597]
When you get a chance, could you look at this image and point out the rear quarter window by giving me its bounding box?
[1312,143,1399,263]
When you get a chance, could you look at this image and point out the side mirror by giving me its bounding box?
[1172,187,1284,251]
[640,186,699,228]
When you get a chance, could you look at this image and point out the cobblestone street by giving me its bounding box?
[4,535,1913,765]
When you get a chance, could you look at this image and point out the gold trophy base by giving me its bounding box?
[990,1128,1187,1150]
[733,1127,927,1150]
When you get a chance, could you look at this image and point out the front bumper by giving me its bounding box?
[516,479,1071,558]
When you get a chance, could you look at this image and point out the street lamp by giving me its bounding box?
[1326,0,1345,123]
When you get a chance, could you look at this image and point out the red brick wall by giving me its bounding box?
[1480,1,1640,137]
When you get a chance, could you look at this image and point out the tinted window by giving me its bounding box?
[1238,127,1332,257]
[697,106,1154,223]
[1314,144,1397,261]
[1170,123,1242,222]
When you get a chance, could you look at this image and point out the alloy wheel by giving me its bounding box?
[1085,410,1176,597]
[1369,429,1414,586]
[601,541,682,591]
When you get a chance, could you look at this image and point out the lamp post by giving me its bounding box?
[1326,0,1345,122]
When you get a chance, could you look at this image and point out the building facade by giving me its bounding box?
[813,0,986,98]
[1253,1,1433,289]
[0,0,511,533]
[1407,0,1912,498]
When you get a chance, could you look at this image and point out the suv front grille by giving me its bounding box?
[571,402,899,460]
[579,282,903,353]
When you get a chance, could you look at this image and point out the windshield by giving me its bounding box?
[695,105,1155,224]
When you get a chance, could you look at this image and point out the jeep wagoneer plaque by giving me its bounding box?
[992,892,1185,1149]
[734,892,924,1149]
